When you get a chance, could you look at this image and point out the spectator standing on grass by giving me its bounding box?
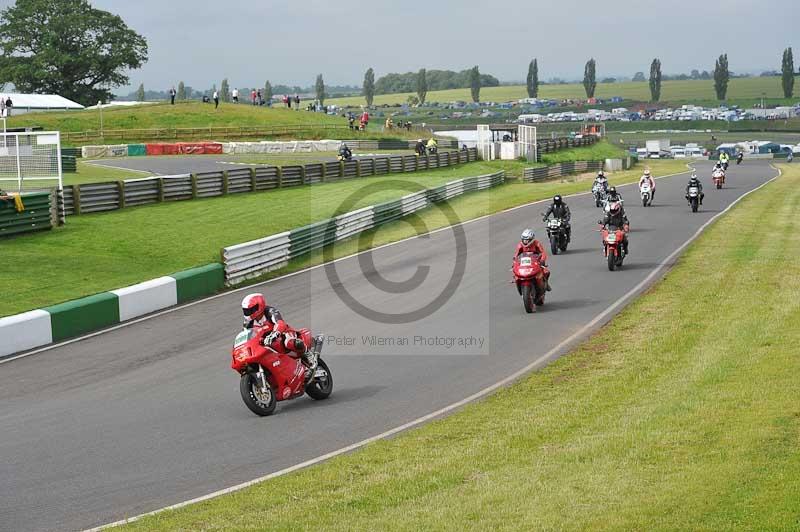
[213,90,220,109]
[251,89,257,105]
[360,110,369,130]
[294,94,300,110]
[257,89,263,106]
[169,86,176,105]
[4,96,12,117]
[287,95,292,109]
[0,97,5,118]
[232,88,239,104]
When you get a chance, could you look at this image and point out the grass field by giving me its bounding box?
[328,77,800,107]
[4,102,418,145]
[120,163,798,532]
[1,145,679,316]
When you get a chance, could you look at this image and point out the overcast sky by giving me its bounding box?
[3,0,800,92]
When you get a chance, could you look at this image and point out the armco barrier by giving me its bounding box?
[0,191,56,237]
[64,149,478,216]
[0,264,225,358]
[222,171,506,285]
[523,160,605,182]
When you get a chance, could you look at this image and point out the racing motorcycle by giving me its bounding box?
[592,181,608,208]
[712,170,725,189]
[512,252,547,313]
[687,185,701,212]
[599,223,627,271]
[639,182,653,207]
[337,149,353,162]
[543,215,569,255]
[231,328,332,416]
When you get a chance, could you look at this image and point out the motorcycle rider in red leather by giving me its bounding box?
[241,293,318,368]
[514,228,552,291]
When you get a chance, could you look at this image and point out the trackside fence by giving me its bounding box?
[61,149,478,216]
[523,161,604,182]
[222,171,506,284]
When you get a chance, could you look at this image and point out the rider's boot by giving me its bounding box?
[302,335,324,379]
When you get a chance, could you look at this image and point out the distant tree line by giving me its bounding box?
[373,69,500,94]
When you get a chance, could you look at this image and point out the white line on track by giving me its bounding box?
[82,160,157,176]
[0,166,693,366]
[85,165,780,530]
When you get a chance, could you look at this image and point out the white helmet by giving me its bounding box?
[521,228,534,245]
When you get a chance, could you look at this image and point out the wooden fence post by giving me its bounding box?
[157,178,165,203]
[222,171,229,195]
[73,184,82,215]
[191,174,198,199]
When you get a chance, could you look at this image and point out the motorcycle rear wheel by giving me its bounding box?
[521,284,535,313]
[305,358,333,400]
[240,372,277,416]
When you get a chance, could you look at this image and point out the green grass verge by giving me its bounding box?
[540,140,626,164]
[121,164,798,531]
[70,160,152,184]
[328,76,800,107]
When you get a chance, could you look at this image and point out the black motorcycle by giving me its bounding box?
[543,215,569,255]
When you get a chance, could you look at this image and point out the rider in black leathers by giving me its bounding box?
[685,173,704,205]
[542,195,571,242]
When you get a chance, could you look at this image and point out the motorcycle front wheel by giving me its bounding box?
[607,250,616,271]
[691,198,699,212]
[521,283,535,313]
[550,235,559,255]
[305,358,333,400]
[240,372,277,416]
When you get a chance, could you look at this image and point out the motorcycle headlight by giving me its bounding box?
[606,234,617,243]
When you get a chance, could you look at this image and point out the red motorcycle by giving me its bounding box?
[712,170,725,189]
[600,224,628,271]
[512,252,547,313]
[231,328,332,416]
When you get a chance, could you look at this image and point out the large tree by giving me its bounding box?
[416,68,427,105]
[713,54,729,101]
[315,74,325,105]
[363,67,375,107]
[177,81,186,100]
[136,83,145,102]
[583,58,597,98]
[782,47,794,99]
[526,59,539,98]
[649,58,662,102]
[470,65,481,103]
[0,0,147,106]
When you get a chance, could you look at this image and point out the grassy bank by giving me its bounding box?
[0,153,682,317]
[122,164,798,531]
[540,139,626,164]
[4,102,418,145]
[328,77,800,107]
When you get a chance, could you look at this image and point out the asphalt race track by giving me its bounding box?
[85,153,395,175]
[0,161,776,531]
